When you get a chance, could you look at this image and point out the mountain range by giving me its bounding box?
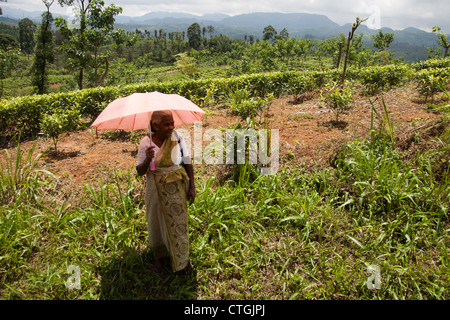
[0,7,446,62]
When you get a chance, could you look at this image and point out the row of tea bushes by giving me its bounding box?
[1,59,449,143]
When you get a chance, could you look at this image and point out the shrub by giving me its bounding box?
[358,64,410,94]
[415,67,450,101]
[411,57,450,71]
[224,85,274,119]
[320,82,353,122]
[40,108,88,151]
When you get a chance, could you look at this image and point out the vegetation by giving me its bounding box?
[0,8,449,300]
[32,6,54,95]
[1,96,448,299]
[320,81,353,122]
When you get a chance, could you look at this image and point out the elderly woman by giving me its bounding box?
[136,110,195,274]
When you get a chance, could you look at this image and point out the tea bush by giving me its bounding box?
[357,64,411,94]
[415,67,450,101]
[320,81,354,122]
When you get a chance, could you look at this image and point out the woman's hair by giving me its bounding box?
[150,110,173,132]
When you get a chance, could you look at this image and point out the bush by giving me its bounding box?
[224,85,274,119]
[415,67,450,101]
[0,62,442,143]
[357,64,411,94]
[320,82,353,122]
[40,108,88,151]
[411,57,450,71]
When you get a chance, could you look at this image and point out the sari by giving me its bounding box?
[142,132,190,272]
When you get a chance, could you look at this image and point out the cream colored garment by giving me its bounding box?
[140,133,190,272]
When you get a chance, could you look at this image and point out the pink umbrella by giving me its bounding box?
[91,91,205,131]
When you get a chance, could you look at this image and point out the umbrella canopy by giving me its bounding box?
[91,91,205,131]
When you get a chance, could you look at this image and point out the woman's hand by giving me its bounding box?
[145,145,155,160]
[136,145,156,176]
[186,184,195,205]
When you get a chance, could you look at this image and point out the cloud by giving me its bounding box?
[99,0,449,30]
[3,0,450,32]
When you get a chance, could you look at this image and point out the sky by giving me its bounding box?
[2,0,450,32]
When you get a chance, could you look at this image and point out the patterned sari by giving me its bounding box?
[144,132,190,272]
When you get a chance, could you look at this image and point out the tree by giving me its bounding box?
[187,23,202,50]
[19,18,37,54]
[372,30,394,52]
[176,52,198,78]
[206,25,215,39]
[262,25,277,42]
[55,0,125,89]
[432,26,450,58]
[31,2,55,94]
[340,17,367,85]
[278,28,289,40]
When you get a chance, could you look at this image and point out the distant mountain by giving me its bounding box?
[1,7,446,61]
[0,6,69,23]
[220,12,338,30]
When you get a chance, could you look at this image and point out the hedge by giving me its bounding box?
[1,60,448,143]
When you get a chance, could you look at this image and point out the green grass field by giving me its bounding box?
[1,120,448,299]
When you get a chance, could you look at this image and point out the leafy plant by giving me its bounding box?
[321,81,353,122]
[0,136,54,207]
[415,68,450,101]
[358,65,410,94]
[224,85,274,120]
[39,108,87,151]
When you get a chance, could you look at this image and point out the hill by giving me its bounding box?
[0,7,446,61]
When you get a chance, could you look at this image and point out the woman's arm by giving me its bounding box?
[184,163,196,204]
[136,145,155,176]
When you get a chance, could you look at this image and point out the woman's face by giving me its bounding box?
[153,115,174,138]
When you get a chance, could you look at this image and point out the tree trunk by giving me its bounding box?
[336,41,343,69]
[340,31,352,85]
[340,18,367,86]
[99,56,109,87]
[78,68,84,90]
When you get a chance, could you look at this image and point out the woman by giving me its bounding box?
[136,110,195,274]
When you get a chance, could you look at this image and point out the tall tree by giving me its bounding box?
[279,28,289,40]
[206,25,215,39]
[187,23,202,50]
[31,1,55,94]
[55,0,124,89]
[262,25,277,42]
[19,18,37,55]
[372,30,394,52]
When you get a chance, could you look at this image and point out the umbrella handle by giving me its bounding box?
[149,121,155,171]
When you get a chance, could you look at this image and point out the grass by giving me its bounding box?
[1,113,448,299]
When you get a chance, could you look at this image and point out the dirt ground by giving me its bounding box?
[2,82,444,193]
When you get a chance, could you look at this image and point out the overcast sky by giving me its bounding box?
[3,0,450,32]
